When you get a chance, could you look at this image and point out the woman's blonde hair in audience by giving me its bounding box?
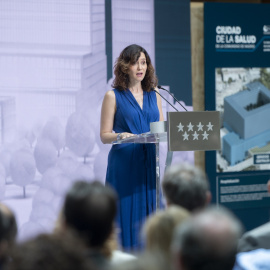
[143,206,190,259]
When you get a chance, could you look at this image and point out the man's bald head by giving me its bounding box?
[172,206,243,270]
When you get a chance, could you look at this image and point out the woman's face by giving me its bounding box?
[127,52,147,84]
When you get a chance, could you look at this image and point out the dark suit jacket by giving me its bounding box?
[238,222,270,252]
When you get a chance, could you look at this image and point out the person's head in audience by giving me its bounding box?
[5,233,94,270]
[162,163,211,211]
[57,180,117,250]
[172,206,243,270]
[0,203,17,264]
[143,206,190,260]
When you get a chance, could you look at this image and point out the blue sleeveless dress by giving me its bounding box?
[106,89,160,250]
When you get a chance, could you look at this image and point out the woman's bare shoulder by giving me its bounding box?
[106,89,115,96]
[104,90,116,100]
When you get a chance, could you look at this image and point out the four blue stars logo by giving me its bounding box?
[176,122,214,141]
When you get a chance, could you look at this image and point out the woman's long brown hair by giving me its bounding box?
[112,44,158,92]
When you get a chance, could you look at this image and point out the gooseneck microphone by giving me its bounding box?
[157,85,188,111]
[153,89,179,112]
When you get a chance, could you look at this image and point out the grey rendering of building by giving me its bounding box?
[223,82,270,165]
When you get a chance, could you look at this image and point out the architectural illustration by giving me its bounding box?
[222,82,270,166]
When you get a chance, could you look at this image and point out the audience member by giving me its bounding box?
[55,180,117,269]
[5,233,94,270]
[142,206,190,261]
[112,251,167,270]
[162,163,211,211]
[172,206,243,270]
[102,226,136,264]
[238,221,270,252]
[0,203,17,266]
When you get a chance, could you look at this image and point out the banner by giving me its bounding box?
[204,2,270,230]
[0,0,193,241]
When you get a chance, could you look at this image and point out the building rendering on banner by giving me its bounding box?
[0,0,107,130]
[112,0,155,67]
[0,0,108,240]
[222,82,270,166]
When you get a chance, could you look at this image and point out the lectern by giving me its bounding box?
[113,111,221,209]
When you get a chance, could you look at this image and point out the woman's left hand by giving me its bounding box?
[120,132,135,140]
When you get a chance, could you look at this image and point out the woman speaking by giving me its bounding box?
[100,44,164,250]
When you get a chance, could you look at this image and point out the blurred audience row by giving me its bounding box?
[1,163,270,270]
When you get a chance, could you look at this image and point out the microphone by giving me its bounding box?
[157,85,188,111]
[153,89,179,112]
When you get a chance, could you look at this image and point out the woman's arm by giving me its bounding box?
[100,90,118,144]
[100,90,134,144]
[155,88,164,121]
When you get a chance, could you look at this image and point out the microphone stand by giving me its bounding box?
[153,90,179,112]
[152,88,177,179]
[157,85,188,111]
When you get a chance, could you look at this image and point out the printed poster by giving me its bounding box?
[204,3,270,228]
